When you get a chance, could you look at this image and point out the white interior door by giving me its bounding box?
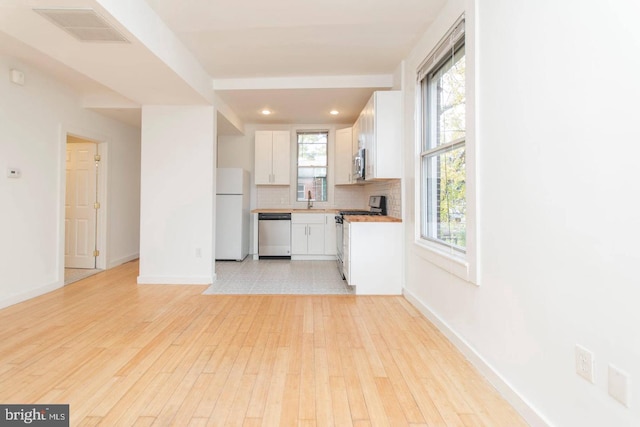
[65,141,98,268]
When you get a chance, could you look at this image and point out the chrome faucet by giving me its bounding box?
[307,190,313,209]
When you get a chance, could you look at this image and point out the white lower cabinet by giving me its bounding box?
[324,214,337,255]
[343,221,351,283]
[291,214,325,255]
[344,220,402,295]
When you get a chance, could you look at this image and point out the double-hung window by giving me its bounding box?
[418,16,466,254]
[296,131,328,202]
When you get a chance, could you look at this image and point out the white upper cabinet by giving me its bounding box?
[254,130,290,185]
[356,91,402,180]
[335,127,354,185]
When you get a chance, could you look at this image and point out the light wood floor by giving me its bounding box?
[0,260,527,426]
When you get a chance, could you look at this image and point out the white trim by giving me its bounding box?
[136,275,215,285]
[213,74,394,90]
[96,142,108,271]
[59,125,110,283]
[414,12,478,285]
[412,240,472,284]
[417,14,466,81]
[291,255,336,261]
[107,253,139,269]
[57,125,67,287]
[403,288,553,427]
[0,281,61,310]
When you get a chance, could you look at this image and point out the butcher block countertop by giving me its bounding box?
[250,208,402,222]
[345,215,402,223]
[251,208,339,213]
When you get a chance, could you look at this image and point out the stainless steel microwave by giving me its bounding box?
[353,148,365,181]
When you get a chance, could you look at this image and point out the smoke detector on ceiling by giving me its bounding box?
[33,8,129,43]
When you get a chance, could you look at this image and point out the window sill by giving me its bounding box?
[413,239,477,286]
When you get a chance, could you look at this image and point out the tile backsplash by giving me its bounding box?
[256,186,290,208]
[334,186,367,209]
[363,179,402,218]
[256,179,402,218]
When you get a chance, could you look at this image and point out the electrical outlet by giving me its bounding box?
[608,365,631,407]
[575,345,595,383]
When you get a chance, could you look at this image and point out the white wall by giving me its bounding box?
[402,0,640,426]
[138,105,215,284]
[0,54,141,309]
[218,130,255,173]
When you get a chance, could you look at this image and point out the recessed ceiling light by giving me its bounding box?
[261,109,272,115]
[330,110,339,115]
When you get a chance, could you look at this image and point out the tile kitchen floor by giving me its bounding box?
[203,258,354,295]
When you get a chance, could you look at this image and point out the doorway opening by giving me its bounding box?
[64,135,103,284]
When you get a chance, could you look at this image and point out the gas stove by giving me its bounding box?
[338,195,387,218]
[335,195,387,223]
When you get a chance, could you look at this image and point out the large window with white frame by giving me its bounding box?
[296,131,328,202]
[418,16,466,253]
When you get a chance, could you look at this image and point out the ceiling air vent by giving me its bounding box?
[33,8,129,43]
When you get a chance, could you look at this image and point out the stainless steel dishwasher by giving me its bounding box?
[258,213,291,258]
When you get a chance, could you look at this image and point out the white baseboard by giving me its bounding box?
[403,288,552,427]
[0,280,62,310]
[291,255,336,261]
[137,275,214,285]
[107,253,139,269]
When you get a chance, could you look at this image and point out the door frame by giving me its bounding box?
[58,125,109,284]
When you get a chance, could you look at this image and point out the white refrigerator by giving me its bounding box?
[216,168,250,261]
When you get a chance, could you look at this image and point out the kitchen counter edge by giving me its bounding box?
[344,215,402,223]
[251,208,340,213]
[251,209,402,222]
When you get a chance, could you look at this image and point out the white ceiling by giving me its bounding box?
[216,87,382,125]
[0,0,447,132]
[145,0,445,78]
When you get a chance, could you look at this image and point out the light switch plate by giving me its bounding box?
[608,365,631,407]
[7,168,21,178]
